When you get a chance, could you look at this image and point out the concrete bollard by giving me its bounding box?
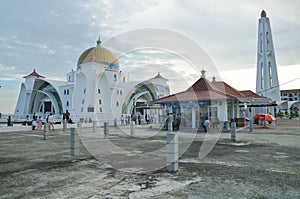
[104,122,109,138]
[114,118,117,127]
[77,121,82,128]
[231,122,236,141]
[130,121,135,136]
[63,119,67,132]
[166,132,178,172]
[93,121,97,133]
[70,128,80,156]
[249,119,253,132]
[43,123,49,140]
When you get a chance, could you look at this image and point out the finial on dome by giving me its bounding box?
[96,35,101,46]
[212,76,216,83]
[201,69,206,78]
[261,10,267,18]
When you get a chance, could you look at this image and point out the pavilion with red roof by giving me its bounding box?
[152,70,274,129]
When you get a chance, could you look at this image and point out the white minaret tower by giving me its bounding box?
[256,10,281,103]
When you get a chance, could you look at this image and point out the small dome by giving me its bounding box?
[77,38,120,71]
[261,10,267,18]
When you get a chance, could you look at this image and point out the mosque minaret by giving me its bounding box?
[256,10,281,103]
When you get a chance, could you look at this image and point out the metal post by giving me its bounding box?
[114,118,117,127]
[43,123,48,140]
[249,107,253,132]
[104,122,109,138]
[63,119,67,132]
[231,121,236,141]
[130,120,135,136]
[166,132,178,172]
[70,128,79,156]
[93,121,97,133]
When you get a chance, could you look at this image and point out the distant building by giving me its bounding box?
[278,89,300,114]
[14,38,170,123]
[280,89,300,101]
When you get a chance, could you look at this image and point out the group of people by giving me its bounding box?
[120,113,151,125]
[21,113,55,131]
[162,113,181,131]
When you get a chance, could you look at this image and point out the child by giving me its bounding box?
[38,116,43,130]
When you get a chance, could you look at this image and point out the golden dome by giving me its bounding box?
[261,10,267,18]
[77,38,120,71]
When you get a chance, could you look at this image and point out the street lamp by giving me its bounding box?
[133,98,136,115]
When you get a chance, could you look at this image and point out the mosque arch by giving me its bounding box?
[14,83,27,114]
[73,72,88,114]
[30,79,63,115]
[122,83,156,114]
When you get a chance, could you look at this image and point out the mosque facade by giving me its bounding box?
[14,38,170,122]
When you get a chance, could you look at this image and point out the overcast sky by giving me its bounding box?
[0,0,300,114]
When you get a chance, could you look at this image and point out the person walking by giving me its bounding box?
[48,113,55,130]
[7,116,12,126]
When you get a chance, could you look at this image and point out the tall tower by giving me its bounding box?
[256,10,281,102]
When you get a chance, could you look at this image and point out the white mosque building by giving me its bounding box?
[14,38,170,122]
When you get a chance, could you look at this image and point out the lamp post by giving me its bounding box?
[133,98,136,115]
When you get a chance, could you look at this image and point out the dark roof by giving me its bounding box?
[153,76,268,104]
[280,89,300,93]
[153,77,239,103]
[239,90,266,98]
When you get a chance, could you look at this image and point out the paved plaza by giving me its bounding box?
[0,121,299,198]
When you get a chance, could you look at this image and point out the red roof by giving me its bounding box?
[150,72,168,80]
[153,77,239,103]
[23,69,45,78]
[239,90,266,98]
[212,81,245,98]
[153,76,269,104]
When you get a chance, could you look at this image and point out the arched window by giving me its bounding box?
[66,101,69,107]
[114,74,117,81]
[82,99,84,104]
[64,89,66,95]
[269,61,272,87]
[99,99,102,104]
[83,89,86,94]
[260,33,263,52]
[67,89,69,95]
[100,107,102,112]
[266,32,270,51]
[120,90,122,95]
[116,101,119,107]
[98,89,101,94]
[261,63,264,89]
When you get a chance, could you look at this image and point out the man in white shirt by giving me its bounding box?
[48,113,55,130]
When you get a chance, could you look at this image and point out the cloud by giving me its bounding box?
[0,0,299,113]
